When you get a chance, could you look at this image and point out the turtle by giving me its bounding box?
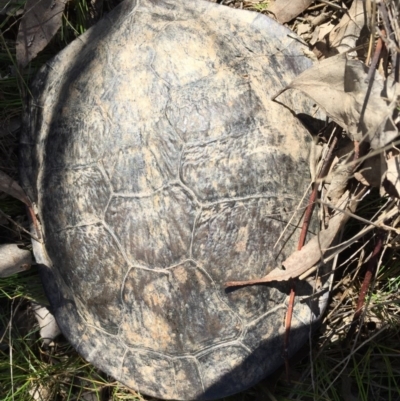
[20,0,330,399]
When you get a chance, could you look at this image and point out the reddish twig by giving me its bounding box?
[365,30,386,83]
[283,132,339,381]
[297,134,339,250]
[345,233,384,343]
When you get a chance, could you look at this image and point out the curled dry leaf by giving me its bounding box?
[16,0,68,67]
[278,55,400,150]
[225,191,357,287]
[0,244,32,277]
[268,0,313,24]
[0,169,30,205]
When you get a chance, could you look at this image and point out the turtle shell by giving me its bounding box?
[20,0,329,399]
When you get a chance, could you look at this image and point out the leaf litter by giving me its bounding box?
[16,0,68,67]
[265,23,399,280]
[275,55,400,149]
[227,9,400,383]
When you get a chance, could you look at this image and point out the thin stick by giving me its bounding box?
[283,134,338,381]
[345,232,384,343]
[365,30,385,83]
[298,135,339,251]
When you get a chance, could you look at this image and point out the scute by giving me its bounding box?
[21,0,329,399]
[42,166,111,230]
[47,224,127,333]
[166,73,258,144]
[192,198,300,288]
[120,262,242,354]
[181,130,309,201]
[105,185,198,267]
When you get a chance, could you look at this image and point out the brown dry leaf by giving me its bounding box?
[268,0,313,24]
[0,170,30,205]
[280,55,400,149]
[225,191,355,286]
[354,153,384,188]
[297,22,311,37]
[0,244,32,277]
[328,0,366,53]
[382,153,400,198]
[318,22,335,39]
[307,12,330,28]
[310,22,335,46]
[16,0,68,67]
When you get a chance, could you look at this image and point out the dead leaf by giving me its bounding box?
[225,191,356,287]
[0,170,30,205]
[278,55,400,149]
[268,0,313,24]
[354,153,384,188]
[382,153,400,198]
[0,244,32,277]
[16,0,68,67]
[327,0,367,56]
[308,12,330,28]
[317,22,335,42]
[310,22,335,47]
[353,172,370,186]
[297,23,311,36]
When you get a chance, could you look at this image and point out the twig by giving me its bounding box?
[365,0,377,66]
[298,135,339,250]
[345,232,384,343]
[283,133,339,382]
[365,29,385,83]
[317,198,400,234]
[316,138,400,186]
